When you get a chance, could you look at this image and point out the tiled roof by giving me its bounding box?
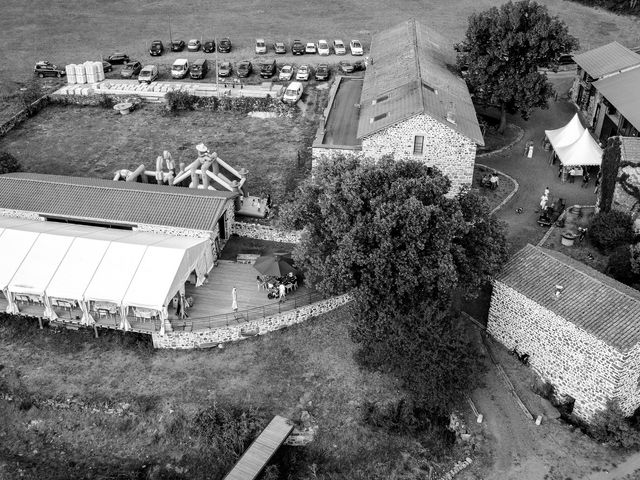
[573,41,640,79]
[357,19,484,145]
[496,244,640,352]
[0,173,235,232]
[593,68,640,133]
[620,137,640,163]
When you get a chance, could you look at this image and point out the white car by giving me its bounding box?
[279,64,294,81]
[283,81,303,104]
[305,42,317,54]
[296,64,310,81]
[138,65,159,84]
[350,39,364,56]
[255,38,267,54]
[318,40,330,56]
[333,39,346,55]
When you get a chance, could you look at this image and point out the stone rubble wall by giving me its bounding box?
[618,343,640,416]
[134,224,213,239]
[0,209,43,221]
[360,114,476,194]
[487,281,625,421]
[232,221,302,244]
[611,164,640,219]
[151,293,352,349]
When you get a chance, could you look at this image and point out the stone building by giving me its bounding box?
[488,244,640,421]
[312,19,484,194]
[597,136,640,219]
[571,42,640,143]
[0,173,236,258]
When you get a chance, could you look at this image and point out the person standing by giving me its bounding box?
[278,283,286,303]
[582,170,590,188]
[539,194,548,212]
[568,167,575,183]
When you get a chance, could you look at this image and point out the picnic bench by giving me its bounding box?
[237,253,261,264]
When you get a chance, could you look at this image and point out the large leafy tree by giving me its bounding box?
[456,0,579,133]
[281,156,508,412]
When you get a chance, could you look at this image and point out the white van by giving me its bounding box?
[171,58,189,79]
[283,81,303,104]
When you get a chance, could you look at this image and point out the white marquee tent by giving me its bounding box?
[545,113,603,167]
[0,218,213,334]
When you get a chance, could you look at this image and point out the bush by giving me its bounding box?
[165,90,198,114]
[362,398,420,433]
[589,210,636,252]
[97,94,116,109]
[590,399,640,449]
[0,151,22,174]
[607,245,640,285]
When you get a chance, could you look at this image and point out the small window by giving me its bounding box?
[373,113,387,122]
[413,135,425,156]
[375,94,389,104]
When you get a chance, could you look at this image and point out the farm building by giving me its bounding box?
[597,136,640,219]
[0,172,236,256]
[488,244,640,421]
[312,19,484,194]
[571,42,640,143]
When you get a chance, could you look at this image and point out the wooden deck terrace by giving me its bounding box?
[0,261,317,335]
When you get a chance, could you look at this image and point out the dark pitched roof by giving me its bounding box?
[620,136,640,163]
[356,19,484,145]
[0,173,235,232]
[573,41,640,79]
[594,68,640,133]
[496,244,640,352]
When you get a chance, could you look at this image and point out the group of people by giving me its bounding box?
[481,171,500,190]
[260,272,298,302]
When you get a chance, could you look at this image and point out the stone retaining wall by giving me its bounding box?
[232,221,302,244]
[151,293,352,349]
[0,95,49,138]
[0,209,43,221]
[487,280,624,420]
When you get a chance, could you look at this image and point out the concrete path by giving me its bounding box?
[479,71,598,252]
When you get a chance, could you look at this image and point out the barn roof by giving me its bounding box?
[0,173,235,232]
[573,41,640,79]
[593,68,640,134]
[496,244,640,351]
[356,19,484,145]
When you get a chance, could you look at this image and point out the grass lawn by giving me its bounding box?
[0,103,317,205]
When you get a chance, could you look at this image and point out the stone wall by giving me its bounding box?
[0,95,49,139]
[151,293,352,349]
[360,114,476,194]
[618,343,640,416]
[611,163,640,219]
[571,76,599,127]
[311,147,363,170]
[0,209,43,221]
[488,281,625,421]
[232,221,302,244]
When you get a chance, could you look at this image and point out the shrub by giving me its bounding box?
[589,210,635,252]
[165,90,197,114]
[362,398,420,433]
[590,399,640,449]
[0,151,22,174]
[607,245,640,285]
[97,94,116,109]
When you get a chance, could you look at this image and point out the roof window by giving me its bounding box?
[372,94,389,105]
[370,113,388,123]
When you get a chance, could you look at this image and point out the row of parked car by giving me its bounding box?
[149,38,233,56]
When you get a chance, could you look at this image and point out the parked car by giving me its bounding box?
[260,59,277,78]
[138,65,159,83]
[218,37,232,53]
[333,39,346,55]
[120,60,142,78]
[149,40,164,56]
[338,60,354,73]
[218,61,232,77]
[283,81,303,104]
[350,39,363,56]
[203,40,216,53]
[104,52,129,64]
[279,64,294,81]
[190,59,208,79]
[274,41,287,54]
[305,42,317,54]
[171,58,189,79]
[314,63,330,81]
[557,53,575,66]
[170,40,186,52]
[33,61,65,78]
[255,38,267,54]
[296,64,310,81]
[237,60,252,78]
[102,61,113,73]
[317,40,330,56]
[353,60,366,71]
[187,39,201,52]
[292,39,305,55]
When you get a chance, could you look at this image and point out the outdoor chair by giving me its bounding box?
[285,281,297,294]
[15,294,31,305]
[96,308,111,320]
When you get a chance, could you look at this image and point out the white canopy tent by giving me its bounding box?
[545,113,603,168]
[0,218,213,333]
[545,113,585,149]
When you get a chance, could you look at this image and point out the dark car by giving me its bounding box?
[292,39,305,55]
[557,53,575,66]
[102,61,113,73]
[237,60,252,78]
[260,59,277,78]
[338,60,354,74]
[203,40,216,53]
[34,61,65,78]
[104,52,130,64]
[314,63,330,81]
[120,60,142,78]
[170,40,186,52]
[190,59,208,79]
[218,37,232,53]
[218,61,232,77]
[149,40,164,56]
[353,60,366,71]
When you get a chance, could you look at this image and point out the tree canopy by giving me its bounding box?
[0,152,21,175]
[281,156,508,413]
[456,0,579,132]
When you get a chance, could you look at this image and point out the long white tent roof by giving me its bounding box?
[545,113,585,149]
[545,113,603,167]
[0,217,212,312]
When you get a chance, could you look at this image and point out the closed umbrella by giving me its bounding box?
[253,254,298,277]
[232,287,238,312]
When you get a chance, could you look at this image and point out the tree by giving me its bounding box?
[0,152,22,174]
[456,0,579,133]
